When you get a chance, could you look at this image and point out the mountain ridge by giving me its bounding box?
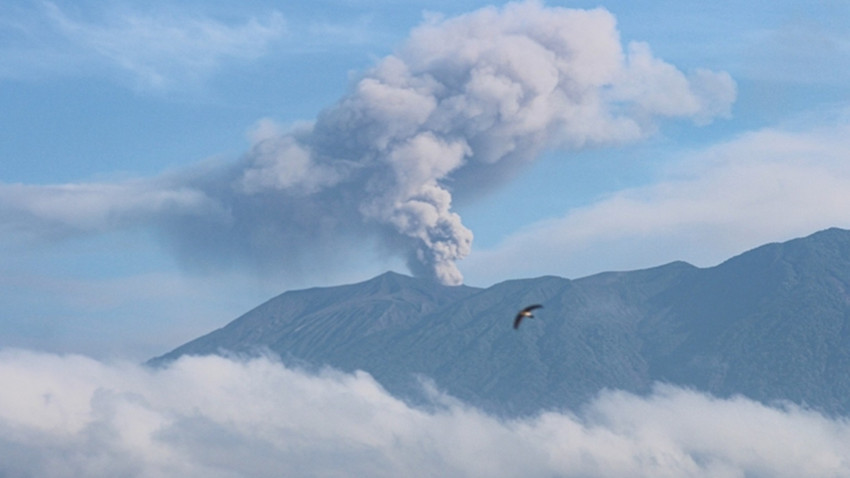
[151,228,850,416]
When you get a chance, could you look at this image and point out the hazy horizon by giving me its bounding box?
[4,0,850,359]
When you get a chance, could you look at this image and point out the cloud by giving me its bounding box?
[462,118,850,281]
[741,10,850,86]
[0,179,226,237]
[0,350,848,477]
[0,2,286,88]
[0,1,734,285]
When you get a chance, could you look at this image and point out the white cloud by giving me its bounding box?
[462,118,850,281]
[742,13,850,86]
[0,350,848,477]
[0,178,228,238]
[0,2,286,88]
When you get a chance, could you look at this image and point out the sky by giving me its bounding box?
[3,1,850,474]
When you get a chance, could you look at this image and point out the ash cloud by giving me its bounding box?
[0,350,848,478]
[0,1,735,284]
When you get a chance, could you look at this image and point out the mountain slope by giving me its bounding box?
[648,227,850,411]
[151,228,850,416]
[155,271,481,365]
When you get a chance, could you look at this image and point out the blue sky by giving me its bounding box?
[2,0,850,359]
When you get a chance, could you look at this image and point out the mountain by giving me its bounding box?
[151,228,850,416]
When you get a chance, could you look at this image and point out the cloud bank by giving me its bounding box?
[0,1,734,285]
[0,350,847,478]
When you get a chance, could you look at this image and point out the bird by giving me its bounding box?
[513,304,542,329]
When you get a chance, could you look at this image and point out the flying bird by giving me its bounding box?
[513,304,542,329]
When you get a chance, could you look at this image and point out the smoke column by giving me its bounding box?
[235,2,734,283]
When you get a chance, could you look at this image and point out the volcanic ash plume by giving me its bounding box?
[0,2,735,285]
[235,2,734,284]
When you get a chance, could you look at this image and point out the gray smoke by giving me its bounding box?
[0,1,735,284]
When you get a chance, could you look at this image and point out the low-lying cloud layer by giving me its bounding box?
[0,350,847,478]
[0,1,735,285]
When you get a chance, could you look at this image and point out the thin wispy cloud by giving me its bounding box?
[0,2,287,88]
[462,117,850,281]
[0,350,847,477]
[0,179,226,239]
[742,10,850,86]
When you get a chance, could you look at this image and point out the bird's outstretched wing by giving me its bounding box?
[513,304,543,329]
